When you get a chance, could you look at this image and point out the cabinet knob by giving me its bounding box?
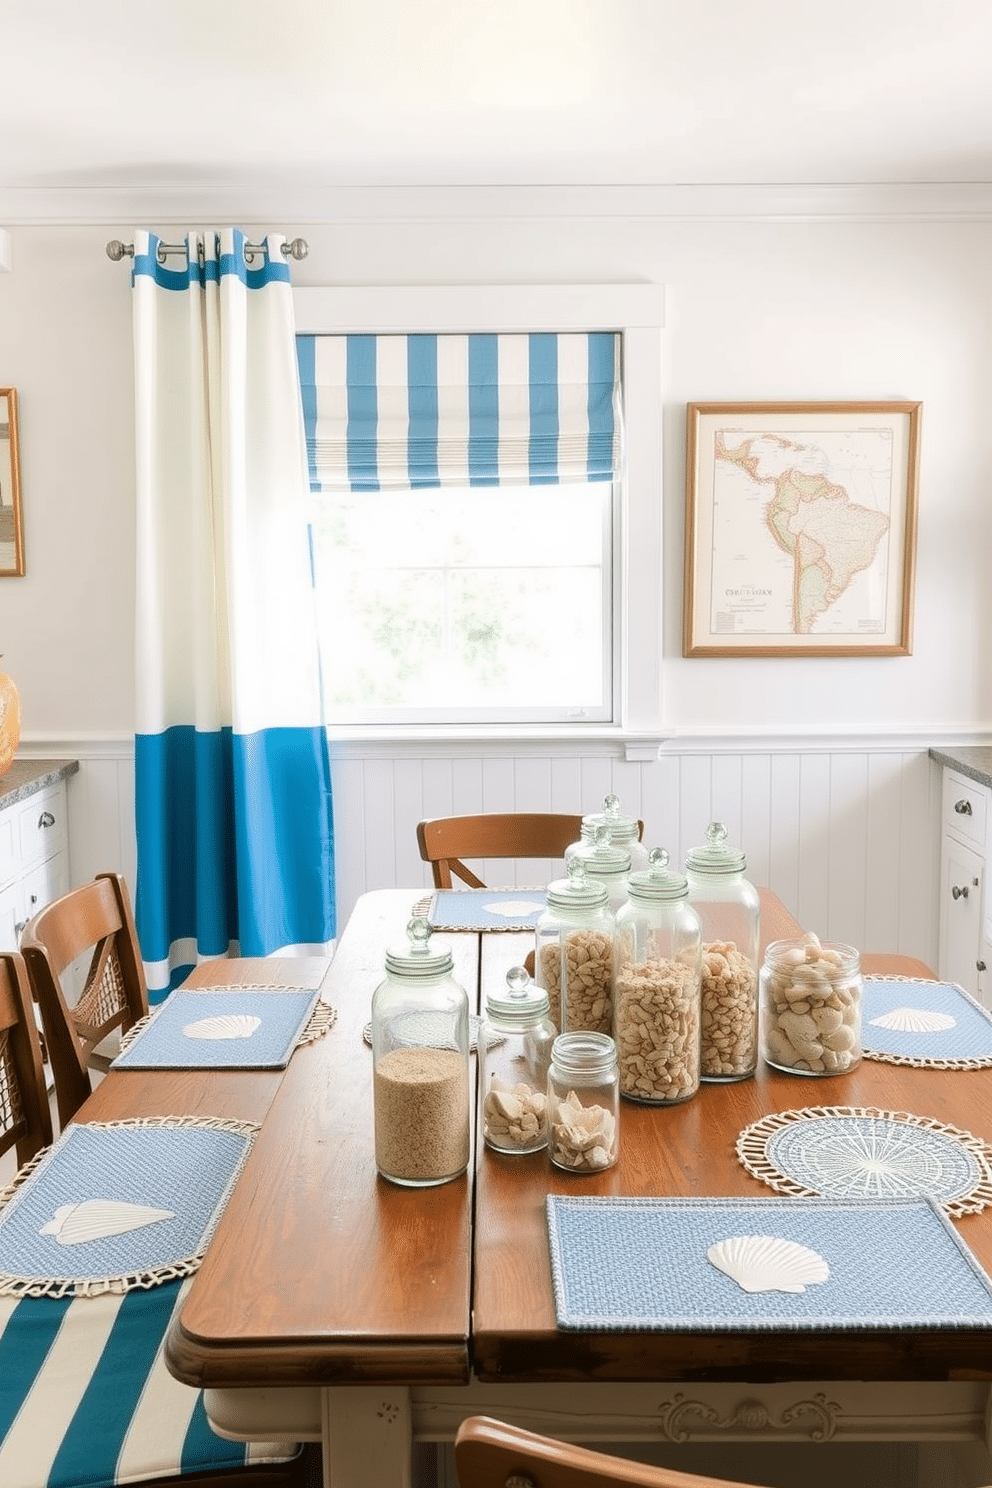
[979,961,988,973]
[37,810,56,828]
[954,799,974,815]
[952,884,970,900]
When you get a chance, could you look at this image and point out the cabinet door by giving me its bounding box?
[939,836,984,995]
[20,852,70,936]
[0,881,19,953]
[977,935,992,1011]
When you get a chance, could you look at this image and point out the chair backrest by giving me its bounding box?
[417,813,586,889]
[454,1417,767,1488]
[0,950,53,1167]
[20,872,149,1129]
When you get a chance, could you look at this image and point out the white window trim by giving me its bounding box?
[293,283,665,740]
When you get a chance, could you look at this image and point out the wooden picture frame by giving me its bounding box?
[683,401,921,657]
[0,388,24,576]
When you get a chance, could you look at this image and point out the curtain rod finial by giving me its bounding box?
[284,237,309,261]
[106,239,133,262]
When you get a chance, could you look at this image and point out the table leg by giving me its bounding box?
[321,1385,413,1488]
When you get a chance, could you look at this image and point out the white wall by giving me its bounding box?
[2,196,989,956]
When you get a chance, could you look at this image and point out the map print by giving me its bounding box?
[710,427,893,636]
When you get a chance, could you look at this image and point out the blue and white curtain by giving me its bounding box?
[296,331,622,490]
[132,229,335,999]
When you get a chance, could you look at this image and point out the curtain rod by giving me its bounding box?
[105,236,309,264]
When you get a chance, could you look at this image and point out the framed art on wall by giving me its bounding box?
[0,388,24,576]
[683,401,921,657]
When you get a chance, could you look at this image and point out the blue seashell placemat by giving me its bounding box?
[861,976,992,1068]
[418,888,547,931]
[0,1117,256,1297]
[112,988,322,1069]
[546,1194,992,1331]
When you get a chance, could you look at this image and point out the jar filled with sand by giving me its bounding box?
[371,917,470,1187]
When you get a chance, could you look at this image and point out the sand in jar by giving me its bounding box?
[373,1045,469,1185]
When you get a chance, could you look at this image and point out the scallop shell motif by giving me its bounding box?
[868,1006,956,1033]
[483,899,543,919]
[41,1200,175,1246]
[706,1234,830,1294]
[182,1013,262,1041]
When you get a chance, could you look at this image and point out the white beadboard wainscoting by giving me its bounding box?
[27,732,947,970]
[329,734,943,966]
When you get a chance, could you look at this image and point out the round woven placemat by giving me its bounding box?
[736,1105,992,1217]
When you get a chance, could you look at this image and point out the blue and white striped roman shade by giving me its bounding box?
[296,331,622,490]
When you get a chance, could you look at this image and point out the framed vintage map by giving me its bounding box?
[0,387,24,576]
[683,401,921,657]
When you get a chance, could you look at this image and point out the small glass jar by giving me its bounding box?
[760,935,863,1076]
[535,860,615,1035]
[614,849,702,1104]
[371,917,471,1187]
[547,1030,620,1173]
[479,967,556,1155]
[564,824,632,914]
[684,822,760,1083]
[566,793,650,874]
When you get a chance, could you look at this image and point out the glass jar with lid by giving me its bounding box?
[566,793,650,874]
[479,966,556,1155]
[535,859,615,1035]
[564,824,632,914]
[684,822,760,1083]
[371,917,471,1187]
[760,935,863,1076]
[547,1030,619,1173]
[614,848,702,1104]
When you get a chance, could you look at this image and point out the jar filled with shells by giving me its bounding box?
[371,917,471,1187]
[613,849,702,1105]
[564,823,633,913]
[479,967,556,1156]
[684,822,760,1083]
[760,934,862,1076]
[566,792,650,874]
[535,859,616,1035]
[547,1030,620,1173]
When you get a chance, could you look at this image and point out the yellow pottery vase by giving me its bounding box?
[0,659,21,776]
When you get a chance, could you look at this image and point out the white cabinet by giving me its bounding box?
[978,934,992,1007]
[938,766,992,1002]
[0,765,75,953]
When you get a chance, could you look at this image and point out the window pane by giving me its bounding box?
[310,482,613,722]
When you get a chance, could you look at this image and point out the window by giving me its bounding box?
[293,286,664,731]
[308,479,614,722]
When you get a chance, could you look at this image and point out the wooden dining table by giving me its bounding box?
[72,889,992,1488]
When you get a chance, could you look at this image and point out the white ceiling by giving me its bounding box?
[3,0,992,206]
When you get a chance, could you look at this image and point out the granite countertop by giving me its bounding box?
[929,747,992,791]
[0,757,80,810]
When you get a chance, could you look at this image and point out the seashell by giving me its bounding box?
[482,899,542,919]
[868,1006,956,1033]
[41,1199,175,1246]
[706,1234,830,1294]
[182,1013,262,1041]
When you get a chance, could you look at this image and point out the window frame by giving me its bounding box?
[293,283,665,736]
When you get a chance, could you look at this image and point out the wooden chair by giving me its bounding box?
[454,1416,768,1488]
[0,949,53,1169]
[417,813,586,889]
[20,871,150,1129]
